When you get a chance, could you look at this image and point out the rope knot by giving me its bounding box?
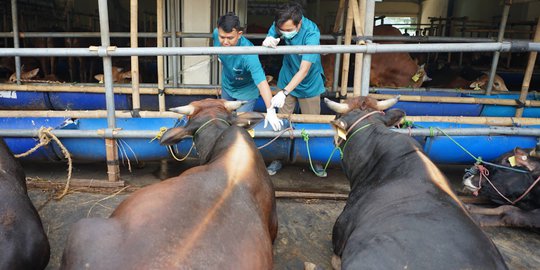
[150,127,168,143]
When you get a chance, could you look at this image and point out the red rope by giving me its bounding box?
[474,164,540,205]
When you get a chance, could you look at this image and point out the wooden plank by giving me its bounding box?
[28,178,125,188]
[515,17,540,117]
[340,0,354,97]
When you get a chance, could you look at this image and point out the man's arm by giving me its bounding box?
[257,80,273,109]
[282,60,312,94]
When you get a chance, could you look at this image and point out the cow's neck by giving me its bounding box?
[342,125,418,189]
[192,122,230,165]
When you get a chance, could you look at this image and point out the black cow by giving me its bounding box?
[324,96,507,270]
[0,138,50,269]
[463,148,540,229]
[61,99,277,269]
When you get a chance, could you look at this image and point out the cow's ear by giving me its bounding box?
[331,118,348,131]
[514,147,538,171]
[380,109,405,127]
[159,126,195,145]
[234,112,264,129]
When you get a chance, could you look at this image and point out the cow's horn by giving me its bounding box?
[224,101,246,111]
[170,104,195,115]
[376,95,400,111]
[324,98,350,113]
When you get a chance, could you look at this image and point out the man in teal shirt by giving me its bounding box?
[263,3,327,177]
[213,12,282,131]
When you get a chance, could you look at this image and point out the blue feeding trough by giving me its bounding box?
[467,93,540,118]
[0,91,51,110]
[291,123,341,166]
[49,93,131,110]
[55,118,177,162]
[0,117,67,161]
[414,122,539,164]
[377,90,483,116]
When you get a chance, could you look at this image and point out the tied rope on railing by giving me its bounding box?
[301,129,343,177]
[15,127,73,200]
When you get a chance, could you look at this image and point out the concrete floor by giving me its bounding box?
[22,160,540,270]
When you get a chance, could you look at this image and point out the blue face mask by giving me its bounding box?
[281,29,298,40]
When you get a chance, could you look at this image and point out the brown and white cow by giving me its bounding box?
[0,138,50,269]
[60,99,277,270]
[370,25,430,88]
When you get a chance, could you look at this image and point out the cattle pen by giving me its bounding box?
[1,0,540,269]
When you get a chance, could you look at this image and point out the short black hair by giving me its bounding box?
[275,2,304,28]
[217,12,242,33]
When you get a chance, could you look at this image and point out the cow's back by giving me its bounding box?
[0,139,50,270]
[334,128,507,270]
[370,25,422,87]
[61,128,276,270]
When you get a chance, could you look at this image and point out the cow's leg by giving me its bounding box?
[501,208,540,229]
[331,254,342,270]
[466,204,517,215]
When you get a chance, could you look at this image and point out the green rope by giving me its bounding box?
[194,118,230,138]
[434,127,528,173]
[434,127,482,162]
[301,129,342,177]
[342,124,372,152]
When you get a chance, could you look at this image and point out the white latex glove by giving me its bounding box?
[262,36,280,48]
[264,107,283,131]
[271,91,287,108]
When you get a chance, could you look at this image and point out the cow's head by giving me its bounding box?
[325,96,404,145]
[8,67,40,83]
[411,64,431,88]
[469,74,508,91]
[463,147,540,194]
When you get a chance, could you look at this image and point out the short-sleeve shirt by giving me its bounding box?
[212,28,266,101]
[267,16,325,98]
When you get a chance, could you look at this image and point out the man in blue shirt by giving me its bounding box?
[262,3,327,177]
[213,12,283,131]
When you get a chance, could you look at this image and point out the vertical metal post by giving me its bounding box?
[340,0,353,98]
[360,0,375,97]
[332,0,346,93]
[486,1,511,95]
[352,0,365,97]
[98,0,120,182]
[157,0,166,111]
[10,0,21,84]
[515,17,540,118]
[170,0,179,87]
[130,0,141,113]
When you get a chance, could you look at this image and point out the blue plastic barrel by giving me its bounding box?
[55,118,177,162]
[0,91,51,110]
[415,122,538,164]
[253,120,292,162]
[291,123,340,166]
[0,117,67,161]
[48,93,131,110]
[378,90,483,116]
[468,93,540,118]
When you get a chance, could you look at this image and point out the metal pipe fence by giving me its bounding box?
[1,127,540,139]
[0,42,538,57]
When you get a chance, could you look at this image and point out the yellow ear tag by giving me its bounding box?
[474,83,481,90]
[337,128,347,140]
[411,73,420,82]
[247,129,255,138]
[508,155,516,167]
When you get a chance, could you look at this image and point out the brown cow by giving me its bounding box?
[370,25,430,88]
[60,99,277,270]
[94,66,132,83]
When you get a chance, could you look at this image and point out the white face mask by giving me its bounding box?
[281,29,298,39]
